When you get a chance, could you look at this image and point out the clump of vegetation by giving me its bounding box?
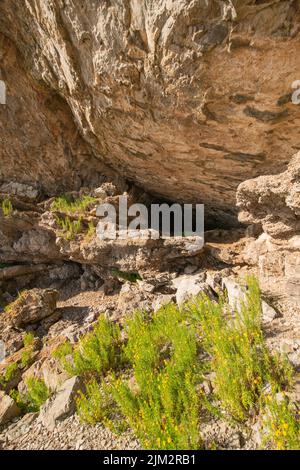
[55,216,83,240]
[54,316,123,378]
[187,277,292,421]
[10,377,49,413]
[52,340,74,374]
[0,263,9,269]
[1,198,13,217]
[51,195,97,215]
[51,195,99,240]
[20,332,36,369]
[52,276,298,450]
[111,269,142,283]
[262,395,300,450]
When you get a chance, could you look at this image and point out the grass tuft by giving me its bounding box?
[51,195,97,215]
[1,198,13,217]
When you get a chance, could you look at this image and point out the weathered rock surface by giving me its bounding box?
[38,376,84,430]
[172,272,214,306]
[0,391,20,425]
[6,289,58,328]
[1,1,300,222]
[237,153,300,308]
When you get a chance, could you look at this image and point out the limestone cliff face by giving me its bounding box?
[1,0,300,222]
[237,151,300,306]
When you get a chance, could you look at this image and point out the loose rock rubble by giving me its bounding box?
[0,414,140,451]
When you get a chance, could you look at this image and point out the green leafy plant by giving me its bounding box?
[86,221,96,239]
[0,263,9,269]
[20,349,33,369]
[9,389,28,414]
[111,305,203,450]
[1,198,13,217]
[25,377,49,411]
[23,332,35,348]
[111,269,142,283]
[262,395,300,450]
[0,362,18,387]
[186,277,292,421]
[52,276,297,450]
[76,378,118,428]
[52,340,74,374]
[10,377,50,413]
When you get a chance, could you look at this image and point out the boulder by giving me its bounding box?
[0,391,20,425]
[38,376,84,430]
[222,277,246,313]
[172,273,212,306]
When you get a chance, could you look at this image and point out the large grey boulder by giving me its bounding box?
[38,376,84,430]
[0,391,20,425]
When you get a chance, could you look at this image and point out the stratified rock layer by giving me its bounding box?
[237,152,300,307]
[1,1,300,223]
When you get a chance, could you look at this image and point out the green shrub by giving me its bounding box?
[56,216,82,240]
[1,198,13,217]
[54,316,123,378]
[10,377,50,413]
[23,332,35,348]
[76,378,116,427]
[263,395,300,450]
[0,263,9,269]
[111,269,142,283]
[25,377,49,411]
[0,362,18,387]
[111,305,203,450]
[20,349,33,369]
[86,221,96,239]
[51,195,97,215]
[9,389,28,414]
[51,276,297,450]
[52,340,74,374]
[187,277,292,421]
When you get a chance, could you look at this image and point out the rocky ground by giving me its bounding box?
[0,152,299,450]
[0,0,299,452]
[0,414,140,451]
